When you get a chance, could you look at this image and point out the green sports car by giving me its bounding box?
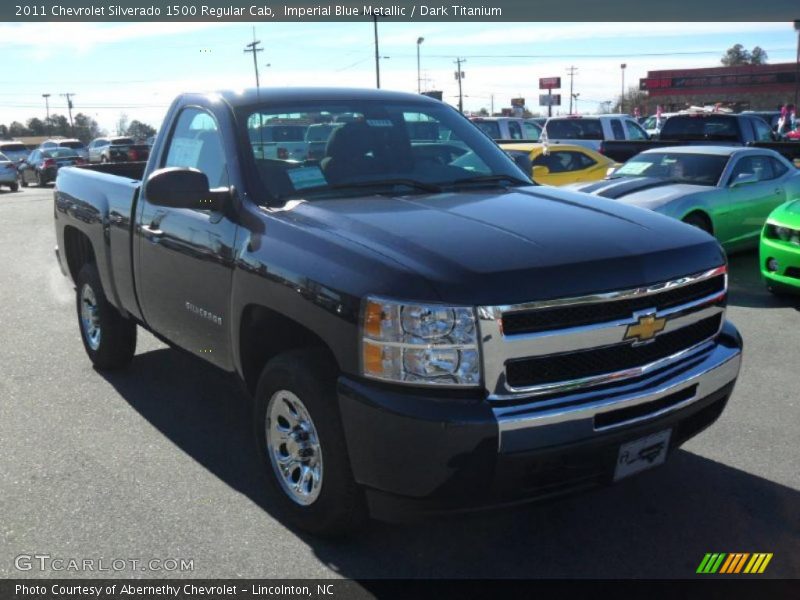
[569,146,800,252]
[761,199,800,294]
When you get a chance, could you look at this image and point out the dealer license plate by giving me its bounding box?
[613,429,671,482]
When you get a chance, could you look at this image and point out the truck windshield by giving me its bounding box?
[611,152,729,186]
[238,100,531,202]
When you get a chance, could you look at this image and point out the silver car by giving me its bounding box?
[0,152,19,191]
[40,138,89,160]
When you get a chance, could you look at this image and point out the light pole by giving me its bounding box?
[620,63,627,113]
[42,93,51,135]
[416,37,424,93]
[567,65,577,114]
[454,58,466,113]
[244,27,264,91]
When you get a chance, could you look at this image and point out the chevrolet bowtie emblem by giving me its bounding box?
[624,313,667,343]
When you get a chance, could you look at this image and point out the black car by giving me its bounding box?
[18,148,85,187]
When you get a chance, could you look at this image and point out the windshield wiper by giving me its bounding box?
[446,174,532,188]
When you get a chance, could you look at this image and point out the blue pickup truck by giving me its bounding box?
[54,88,742,534]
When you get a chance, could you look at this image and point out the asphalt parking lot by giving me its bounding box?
[0,184,798,580]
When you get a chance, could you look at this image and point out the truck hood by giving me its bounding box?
[567,177,711,210]
[277,185,724,306]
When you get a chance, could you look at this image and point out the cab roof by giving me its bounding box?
[207,87,444,108]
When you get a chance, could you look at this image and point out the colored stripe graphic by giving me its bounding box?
[697,553,726,574]
[744,553,773,574]
[720,553,749,573]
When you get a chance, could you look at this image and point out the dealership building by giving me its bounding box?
[639,62,800,112]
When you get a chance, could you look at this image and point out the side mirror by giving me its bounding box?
[730,172,758,188]
[144,167,227,211]
[531,165,550,179]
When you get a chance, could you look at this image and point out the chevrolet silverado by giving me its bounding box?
[54,88,743,535]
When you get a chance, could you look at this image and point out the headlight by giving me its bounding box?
[768,224,800,245]
[361,297,481,387]
[775,226,792,242]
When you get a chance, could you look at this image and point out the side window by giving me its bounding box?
[507,121,523,140]
[752,118,773,142]
[624,120,648,140]
[30,151,40,162]
[730,156,775,182]
[164,108,229,188]
[523,122,540,141]
[769,157,788,178]
[610,119,625,140]
[569,151,596,168]
[533,151,593,173]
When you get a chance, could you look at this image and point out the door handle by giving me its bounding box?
[140,223,163,240]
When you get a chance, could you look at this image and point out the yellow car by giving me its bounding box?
[500,142,616,186]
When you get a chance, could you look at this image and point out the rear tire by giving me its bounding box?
[9,182,18,192]
[683,212,712,234]
[75,263,137,370]
[253,348,366,536]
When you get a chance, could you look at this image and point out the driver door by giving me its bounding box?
[720,155,783,248]
[135,107,239,369]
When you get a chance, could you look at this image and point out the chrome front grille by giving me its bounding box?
[478,266,727,401]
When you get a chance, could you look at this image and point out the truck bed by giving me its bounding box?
[77,161,147,180]
[55,164,143,316]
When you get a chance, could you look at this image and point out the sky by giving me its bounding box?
[0,21,798,133]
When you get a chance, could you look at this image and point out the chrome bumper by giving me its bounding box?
[493,332,741,453]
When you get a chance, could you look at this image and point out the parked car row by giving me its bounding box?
[0,134,155,189]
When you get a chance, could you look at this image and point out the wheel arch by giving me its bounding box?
[238,304,341,396]
[63,225,97,284]
[681,209,714,235]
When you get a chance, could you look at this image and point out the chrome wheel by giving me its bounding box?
[265,389,323,506]
[80,284,101,351]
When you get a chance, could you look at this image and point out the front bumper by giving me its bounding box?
[337,320,742,519]
[760,236,800,292]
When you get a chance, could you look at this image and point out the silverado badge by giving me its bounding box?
[624,313,667,344]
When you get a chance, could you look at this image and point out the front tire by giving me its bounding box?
[75,263,137,370]
[9,182,18,192]
[19,174,28,188]
[35,171,44,187]
[254,349,366,536]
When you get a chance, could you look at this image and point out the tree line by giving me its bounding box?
[0,113,156,144]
